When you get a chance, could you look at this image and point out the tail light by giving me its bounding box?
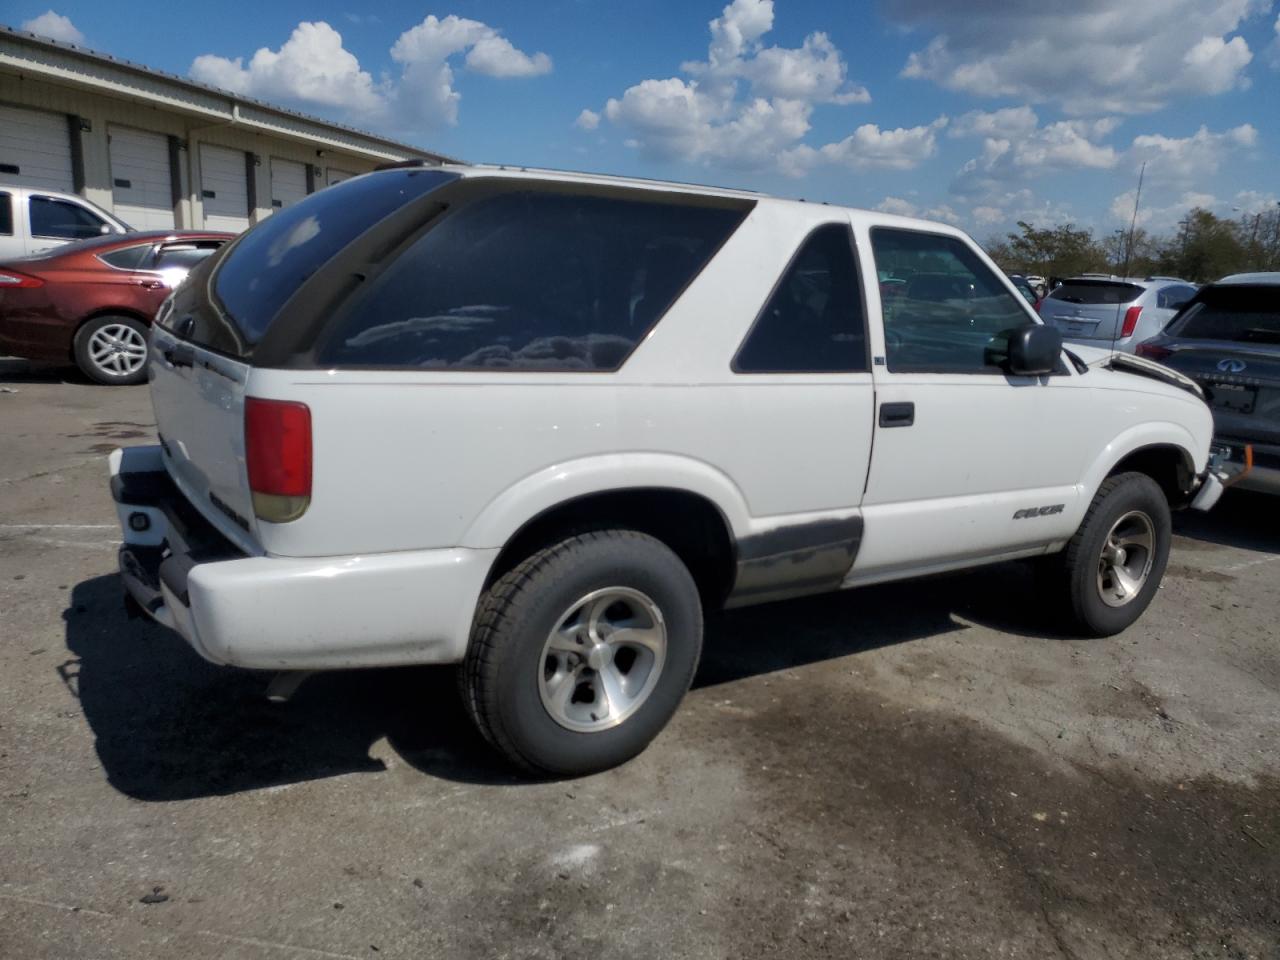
[245,398,312,523]
[1135,342,1172,362]
[1120,305,1143,338]
[0,270,43,288]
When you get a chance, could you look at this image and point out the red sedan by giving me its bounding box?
[0,230,231,385]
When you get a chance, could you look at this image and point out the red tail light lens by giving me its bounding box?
[1120,305,1143,338]
[0,271,44,288]
[1135,342,1172,362]
[245,398,311,523]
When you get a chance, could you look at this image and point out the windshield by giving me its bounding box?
[209,168,455,348]
[1174,285,1280,343]
[1048,280,1143,305]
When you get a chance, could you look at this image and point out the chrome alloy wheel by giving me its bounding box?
[538,586,667,733]
[1096,510,1156,608]
[87,323,147,377]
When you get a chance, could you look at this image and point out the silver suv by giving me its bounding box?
[1040,275,1197,353]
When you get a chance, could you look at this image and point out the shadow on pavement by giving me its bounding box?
[64,560,1072,801]
[1173,489,1280,555]
[0,357,84,385]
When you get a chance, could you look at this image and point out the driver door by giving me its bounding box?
[849,224,1094,581]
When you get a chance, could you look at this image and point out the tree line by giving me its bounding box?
[984,205,1280,284]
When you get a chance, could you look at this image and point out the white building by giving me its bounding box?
[0,24,450,233]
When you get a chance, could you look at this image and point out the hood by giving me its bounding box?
[1066,344,1204,400]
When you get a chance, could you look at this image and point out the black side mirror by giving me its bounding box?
[1007,322,1062,376]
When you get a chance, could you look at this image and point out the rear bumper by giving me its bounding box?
[111,445,497,669]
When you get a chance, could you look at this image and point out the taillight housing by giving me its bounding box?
[0,270,43,288]
[1120,305,1143,339]
[245,397,312,523]
[1135,341,1172,362]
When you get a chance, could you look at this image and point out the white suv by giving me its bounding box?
[111,165,1221,775]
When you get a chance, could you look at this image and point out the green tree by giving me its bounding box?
[1155,208,1247,282]
[988,221,1107,278]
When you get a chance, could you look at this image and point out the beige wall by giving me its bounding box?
[0,72,389,229]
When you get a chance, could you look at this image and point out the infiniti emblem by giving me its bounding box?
[1217,358,1247,373]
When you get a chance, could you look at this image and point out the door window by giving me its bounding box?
[0,192,12,236]
[30,196,108,240]
[734,223,868,373]
[870,227,1030,374]
[152,241,224,272]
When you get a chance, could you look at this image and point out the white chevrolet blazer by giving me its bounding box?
[111,165,1223,775]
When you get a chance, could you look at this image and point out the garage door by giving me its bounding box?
[0,104,73,193]
[269,157,307,211]
[199,144,249,232]
[327,167,356,187]
[109,126,174,231]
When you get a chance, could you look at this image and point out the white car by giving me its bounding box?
[0,185,132,259]
[111,165,1222,775]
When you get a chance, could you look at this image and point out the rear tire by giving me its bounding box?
[73,315,149,386]
[460,530,703,777]
[1048,472,1171,637]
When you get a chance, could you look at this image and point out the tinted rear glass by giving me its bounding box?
[318,190,749,370]
[1048,280,1143,305]
[99,245,152,270]
[210,169,455,347]
[1174,286,1280,343]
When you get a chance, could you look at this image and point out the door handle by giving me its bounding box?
[879,401,915,428]
[137,279,165,290]
[161,342,194,369]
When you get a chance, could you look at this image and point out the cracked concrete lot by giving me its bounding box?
[1,359,1278,959]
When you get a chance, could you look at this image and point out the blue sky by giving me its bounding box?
[13,0,1280,241]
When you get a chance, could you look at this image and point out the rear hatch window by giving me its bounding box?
[1173,285,1280,343]
[1048,280,1143,305]
[159,168,456,356]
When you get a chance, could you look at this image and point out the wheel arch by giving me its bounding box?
[480,485,739,609]
[1096,439,1200,508]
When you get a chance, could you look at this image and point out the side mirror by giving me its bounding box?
[1007,322,1062,376]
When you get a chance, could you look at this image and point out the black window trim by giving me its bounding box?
[868,224,1063,378]
[301,178,756,374]
[730,220,871,375]
[29,193,110,240]
[0,189,12,236]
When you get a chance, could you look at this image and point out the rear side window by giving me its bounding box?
[319,190,748,370]
[211,169,456,347]
[0,192,11,235]
[1157,284,1196,310]
[734,223,867,373]
[30,196,106,240]
[1048,280,1143,305]
[1173,286,1280,343]
[99,244,152,270]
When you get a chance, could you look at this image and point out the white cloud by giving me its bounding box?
[889,0,1263,114]
[21,10,84,44]
[1232,190,1278,215]
[191,15,550,130]
[950,106,1039,140]
[953,118,1120,197]
[1109,189,1218,231]
[872,196,963,224]
[783,117,948,176]
[1127,123,1256,184]
[588,0,874,172]
[1270,14,1280,68]
[191,22,385,113]
[575,109,600,131]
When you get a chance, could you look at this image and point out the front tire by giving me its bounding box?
[1053,472,1172,637]
[73,315,149,386]
[460,530,703,776]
